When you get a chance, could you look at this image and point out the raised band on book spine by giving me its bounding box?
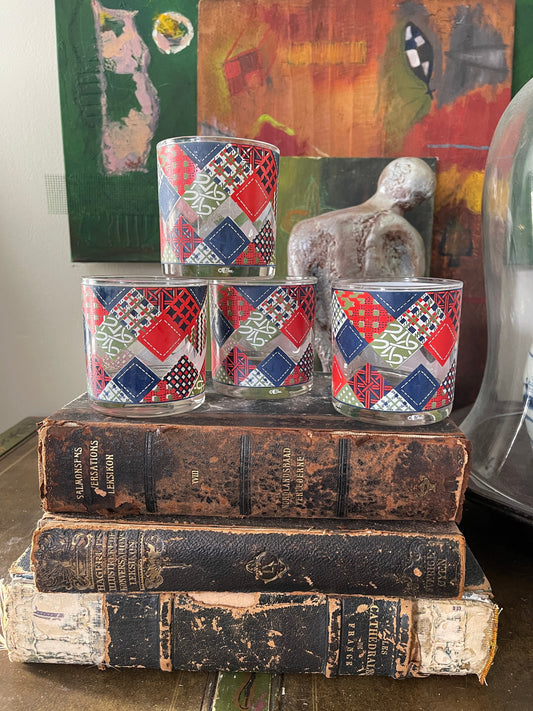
[336,438,350,517]
[239,435,252,516]
[144,431,157,514]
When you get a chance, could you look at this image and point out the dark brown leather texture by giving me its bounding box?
[31,514,465,598]
[38,375,470,522]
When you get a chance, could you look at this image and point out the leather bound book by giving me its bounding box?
[2,546,498,681]
[38,375,471,522]
[30,513,466,597]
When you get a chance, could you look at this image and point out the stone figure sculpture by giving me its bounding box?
[287,157,436,370]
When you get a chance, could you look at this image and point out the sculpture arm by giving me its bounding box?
[363,213,426,277]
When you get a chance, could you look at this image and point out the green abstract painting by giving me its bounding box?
[56,0,198,261]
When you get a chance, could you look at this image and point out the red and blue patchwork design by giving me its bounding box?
[332,287,462,413]
[158,140,279,269]
[83,284,207,404]
[210,282,316,388]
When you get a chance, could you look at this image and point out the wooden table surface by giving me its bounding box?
[1,423,532,711]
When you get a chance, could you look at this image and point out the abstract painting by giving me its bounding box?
[56,0,198,261]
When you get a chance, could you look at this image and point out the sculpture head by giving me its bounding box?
[376,157,436,211]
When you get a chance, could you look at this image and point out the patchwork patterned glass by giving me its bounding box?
[331,278,463,425]
[157,136,279,277]
[210,278,317,399]
[82,277,208,417]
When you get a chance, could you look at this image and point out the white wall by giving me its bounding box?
[0,3,159,432]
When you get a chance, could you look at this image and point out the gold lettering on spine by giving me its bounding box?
[365,604,380,675]
[73,446,84,500]
[117,531,128,592]
[93,531,106,593]
[425,549,436,592]
[295,456,305,503]
[281,448,291,509]
[89,440,99,489]
[127,536,138,589]
[106,530,118,592]
[105,454,115,494]
[344,621,356,667]
[437,558,448,587]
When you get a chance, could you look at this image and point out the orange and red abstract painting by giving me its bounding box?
[197,0,515,403]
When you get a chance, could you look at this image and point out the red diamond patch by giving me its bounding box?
[425,318,456,365]
[332,356,348,397]
[82,285,108,334]
[137,314,183,361]
[158,144,198,194]
[216,285,255,328]
[338,291,393,342]
[281,310,311,348]
[232,174,270,221]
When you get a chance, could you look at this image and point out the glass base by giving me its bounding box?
[88,392,205,418]
[163,263,275,278]
[460,409,533,522]
[213,380,312,400]
[331,397,452,426]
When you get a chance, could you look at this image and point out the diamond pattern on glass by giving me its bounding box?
[163,355,199,398]
[95,315,135,359]
[241,369,275,388]
[334,320,367,364]
[159,141,278,268]
[113,358,160,403]
[84,284,207,405]
[237,311,278,348]
[137,313,183,361]
[373,390,415,412]
[111,289,157,335]
[353,363,394,409]
[396,294,444,345]
[205,144,252,195]
[336,383,363,407]
[221,347,253,385]
[203,217,249,264]
[257,347,295,386]
[187,242,223,264]
[281,310,311,348]
[232,174,270,222]
[370,321,422,368]
[181,172,227,218]
[395,365,440,409]
[425,318,457,365]
[82,285,108,334]
[331,294,348,334]
[257,287,298,327]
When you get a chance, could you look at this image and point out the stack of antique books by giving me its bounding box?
[1,374,498,681]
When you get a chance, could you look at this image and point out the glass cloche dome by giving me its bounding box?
[461,78,533,522]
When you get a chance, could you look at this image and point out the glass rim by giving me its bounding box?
[332,276,463,292]
[81,276,209,288]
[210,276,317,286]
[156,135,280,154]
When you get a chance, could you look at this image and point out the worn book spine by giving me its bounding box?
[37,403,471,522]
[30,515,466,597]
[1,557,498,681]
